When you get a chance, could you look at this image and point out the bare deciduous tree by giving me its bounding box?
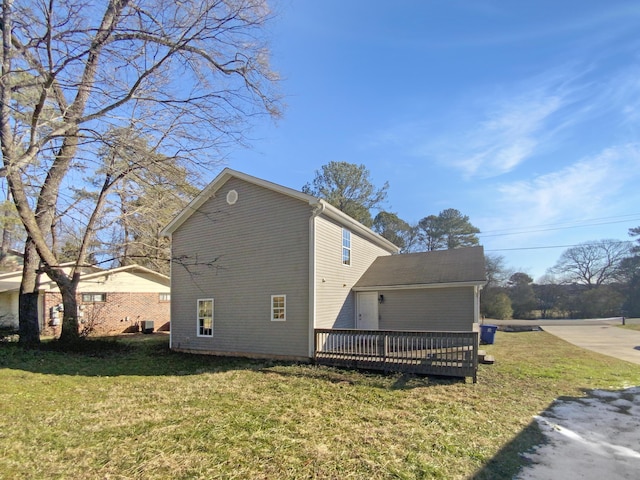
[549,239,632,289]
[100,127,200,274]
[0,0,281,345]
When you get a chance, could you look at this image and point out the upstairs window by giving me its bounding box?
[342,228,351,265]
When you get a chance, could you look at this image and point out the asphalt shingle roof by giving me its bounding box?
[354,246,486,288]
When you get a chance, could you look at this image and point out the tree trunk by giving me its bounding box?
[57,275,80,345]
[18,292,40,347]
[17,239,41,347]
[0,204,10,263]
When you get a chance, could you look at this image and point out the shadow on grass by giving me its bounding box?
[469,419,545,480]
[1,333,469,390]
[257,363,466,390]
[0,334,283,378]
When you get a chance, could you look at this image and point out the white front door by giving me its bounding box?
[357,292,379,330]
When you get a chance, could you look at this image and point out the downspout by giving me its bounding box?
[308,201,325,358]
[473,285,482,330]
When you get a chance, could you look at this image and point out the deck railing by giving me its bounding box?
[314,329,479,382]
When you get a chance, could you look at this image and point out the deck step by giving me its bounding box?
[480,355,495,365]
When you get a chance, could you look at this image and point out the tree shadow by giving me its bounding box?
[0,334,284,378]
[391,371,466,389]
[1,333,470,390]
[469,419,545,480]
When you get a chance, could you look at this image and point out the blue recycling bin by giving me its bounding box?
[480,324,498,344]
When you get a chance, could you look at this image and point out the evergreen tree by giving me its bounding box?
[418,209,480,251]
[372,211,418,252]
[302,162,388,227]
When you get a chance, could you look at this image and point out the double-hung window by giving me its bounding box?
[197,299,214,337]
[271,295,286,321]
[342,228,351,265]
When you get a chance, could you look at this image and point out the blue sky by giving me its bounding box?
[226,0,640,280]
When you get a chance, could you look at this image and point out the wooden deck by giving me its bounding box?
[314,329,479,382]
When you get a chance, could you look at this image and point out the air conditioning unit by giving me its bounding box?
[141,320,154,334]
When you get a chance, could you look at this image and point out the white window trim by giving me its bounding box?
[271,295,286,322]
[342,228,351,266]
[197,298,214,337]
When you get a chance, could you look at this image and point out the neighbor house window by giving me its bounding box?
[197,299,214,337]
[82,293,106,302]
[159,293,171,302]
[342,228,351,265]
[271,295,286,321]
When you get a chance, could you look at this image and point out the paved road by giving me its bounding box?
[488,317,636,327]
[541,325,640,366]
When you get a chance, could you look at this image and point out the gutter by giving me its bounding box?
[352,281,487,291]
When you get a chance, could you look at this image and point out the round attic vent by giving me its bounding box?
[226,189,238,205]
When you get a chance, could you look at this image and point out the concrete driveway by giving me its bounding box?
[541,324,640,365]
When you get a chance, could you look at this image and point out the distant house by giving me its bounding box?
[0,248,24,272]
[162,168,486,361]
[0,264,170,334]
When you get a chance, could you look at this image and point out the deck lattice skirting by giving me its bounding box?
[314,329,479,383]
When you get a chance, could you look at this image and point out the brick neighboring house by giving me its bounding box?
[0,264,170,335]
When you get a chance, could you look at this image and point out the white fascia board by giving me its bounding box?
[79,264,169,282]
[0,271,22,281]
[352,281,487,292]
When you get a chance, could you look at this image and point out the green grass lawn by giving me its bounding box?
[1,331,639,480]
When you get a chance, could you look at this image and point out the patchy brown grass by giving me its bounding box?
[1,331,639,479]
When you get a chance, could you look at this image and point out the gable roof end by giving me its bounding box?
[160,168,399,254]
[161,168,319,236]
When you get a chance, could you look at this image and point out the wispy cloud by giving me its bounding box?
[362,79,572,178]
[602,66,640,125]
[481,144,640,238]
[444,90,565,178]
[368,59,640,181]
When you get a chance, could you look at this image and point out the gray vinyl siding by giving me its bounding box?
[170,178,310,358]
[314,216,392,329]
[377,287,475,331]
